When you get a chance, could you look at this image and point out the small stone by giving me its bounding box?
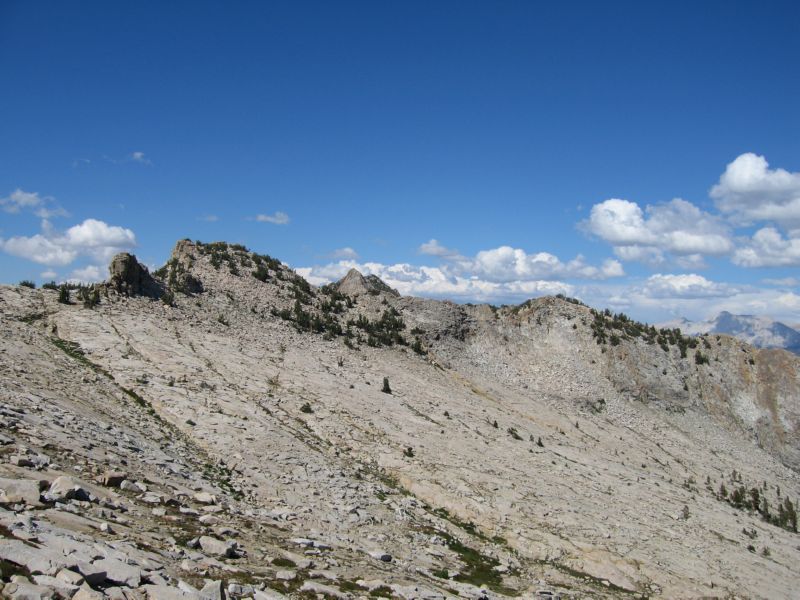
[193,492,216,505]
[368,550,392,563]
[101,471,128,488]
[198,515,219,525]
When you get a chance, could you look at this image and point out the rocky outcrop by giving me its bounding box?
[107,253,162,298]
[335,268,398,297]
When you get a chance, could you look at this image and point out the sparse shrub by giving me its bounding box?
[217,314,229,326]
[537,437,544,447]
[57,285,71,304]
[507,427,522,441]
[19,280,35,288]
[161,289,175,306]
[300,402,313,414]
[80,286,101,308]
[403,446,414,457]
[382,377,391,394]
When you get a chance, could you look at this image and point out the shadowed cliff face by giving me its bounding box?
[1,239,799,600]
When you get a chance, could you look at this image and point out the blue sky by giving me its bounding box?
[2,1,799,323]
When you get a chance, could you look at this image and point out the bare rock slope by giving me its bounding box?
[1,239,799,600]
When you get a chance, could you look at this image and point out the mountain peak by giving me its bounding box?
[335,268,398,297]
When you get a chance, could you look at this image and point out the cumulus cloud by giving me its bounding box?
[711,153,800,228]
[255,211,290,225]
[471,246,623,282]
[0,189,67,218]
[297,242,622,304]
[418,239,464,260]
[68,264,105,283]
[296,260,575,303]
[640,273,737,299]
[732,227,800,267]
[0,218,136,266]
[583,198,732,264]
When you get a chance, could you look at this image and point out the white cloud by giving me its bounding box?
[711,153,800,228]
[762,277,799,287]
[68,264,104,283]
[418,239,463,260]
[40,269,57,280]
[297,242,622,304]
[641,273,737,299]
[0,189,67,218]
[255,211,290,225]
[0,218,136,266]
[329,247,359,259]
[471,246,623,282]
[732,227,800,267]
[578,276,800,324]
[198,215,219,222]
[583,198,732,264]
[296,259,575,303]
[129,151,152,165]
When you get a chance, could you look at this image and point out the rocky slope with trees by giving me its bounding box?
[1,239,799,600]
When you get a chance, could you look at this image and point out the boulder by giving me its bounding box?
[55,569,84,586]
[141,585,198,600]
[43,476,92,503]
[73,584,105,600]
[0,477,44,506]
[300,582,348,600]
[92,558,142,588]
[2,580,56,600]
[367,550,393,562]
[31,575,79,598]
[198,580,225,600]
[252,590,287,600]
[0,540,74,576]
[198,536,238,559]
[101,471,128,488]
[193,492,216,505]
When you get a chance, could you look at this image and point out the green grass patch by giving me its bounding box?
[50,337,111,378]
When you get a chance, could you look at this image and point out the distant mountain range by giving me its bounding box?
[660,311,800,354]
